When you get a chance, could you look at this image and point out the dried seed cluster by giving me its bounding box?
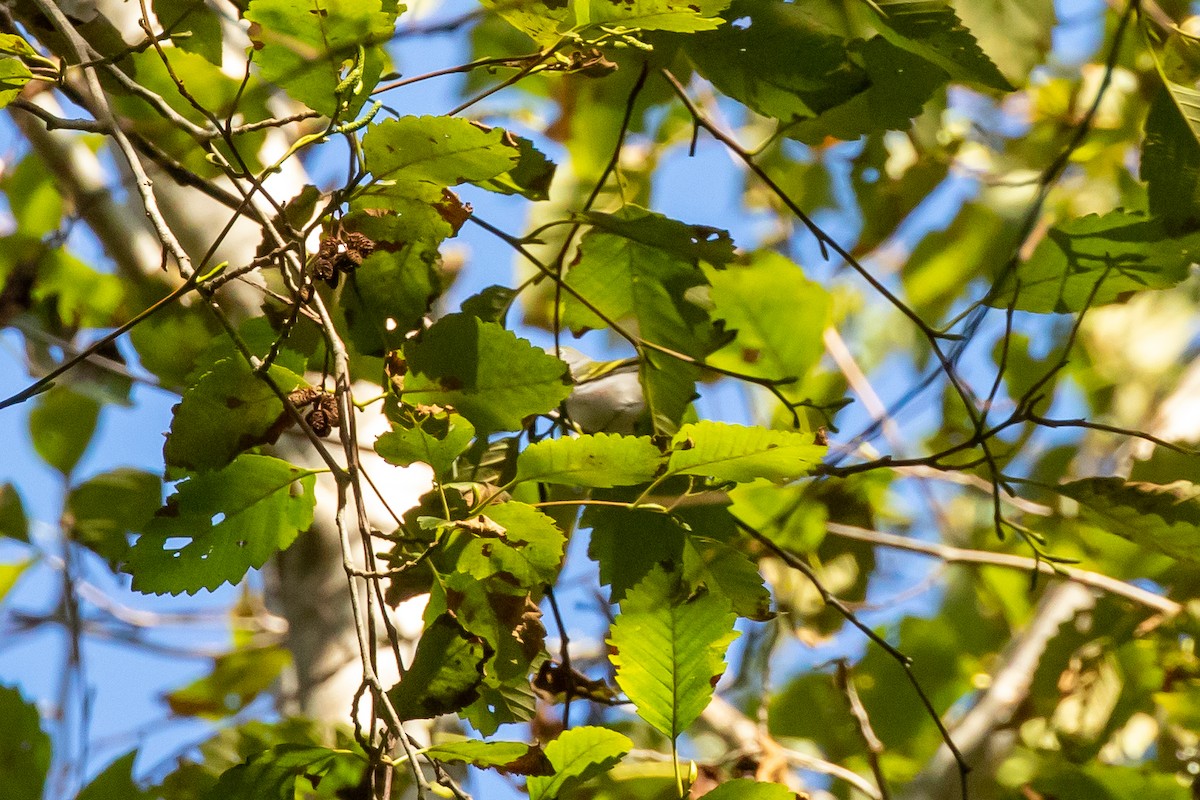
[287,387,341,437]
[313,231,375,283]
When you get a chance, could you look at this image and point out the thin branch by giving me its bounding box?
[837,660,891,800]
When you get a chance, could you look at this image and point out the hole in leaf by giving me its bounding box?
[211,513,226,526]
[163,537,189,551]
[732,15,751,28]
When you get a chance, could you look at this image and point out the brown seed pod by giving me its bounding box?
[306,406,331,437]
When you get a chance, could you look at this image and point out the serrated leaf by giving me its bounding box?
[77,751,151,800]
[341,243,440,356]
[67,469,161,568]
[376,404,475,478]
[872,0,1013,91]
[388,614,489,720]
[1143,33,1200,230]
[1058,478,1200,562]
[207,744,366,800]
[527,726,633,800]
[683,536,772,621]
[701,778,800,799]
[245,0,397,116]
[0,685,50,800]
[479,134,556,201]
[784,36,947,144]
[0,484,28,543]
[703,251,831,394]
[166,646,291,718]
[686,3,869,127]
[608,565,739,739]
[587,503,687,602]
[458,501,566,589]
[993,211,1200,313]
[484,0,728,45]
[463,679,538,736]
[461,285,518,324]
[164,353,307,472]
[515,434,661,488]
[28,385,99,476]
[422,740,553,775]
[362,116,519,201]
[665,421,825,483]
[402,314,572,432]
[564,207,727,432]
[124,455,317,595]
[580,207,736,266]
[0,57,33,109]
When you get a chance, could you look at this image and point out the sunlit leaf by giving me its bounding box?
[245,0,398,116]
[376,403,476,479]
[665,421,825,483]
[701,779,801,799]
[124,455,317,595]
[527,727,633,800]
[515,433,661,488]
[422,739,553,775]
[609,564,739,739]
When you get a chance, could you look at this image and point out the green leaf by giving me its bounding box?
[28,386,100,476]
[401,314,573,432]
[700,778,801,799]
[362,116,520,201]
[955,0,1054,86]
[0,484,28,543]
[783,36,948,144]
[665,421,826,483]
[153,0,223,64]
[993,211,1200,313]
[124,455,317,595]
[458,501,566,589]
[388,614,489,720]
[422,740,553,775]
[580,207,736,266]
[703,251,831,393]
[527,726,633,800]
[0,559,32,604]
[164,353,307,473]
[586,503,686,602]
[341,243,440,356]
[683,536,771,621]
[463,679,538,736]
[3,152,64,238]
[686,0,860,124]
[479,134,557,201]
[564,207,727,432]
[0,685,50,799]
[0,33,37,58]
[375,403,476,479]
[608,565,739,739]
[515,434,662,488]
[0,57,33,109]
[1057,478,1200,563]
[1142,89,1200,231]
[207,744,366,800]
[871,0,1013,91]
[67,469,161,568]
[245,0,398,116]
[484,0,728,45]
[461,285,517,324]
[166,646,291,718]
[77,751,151,800]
